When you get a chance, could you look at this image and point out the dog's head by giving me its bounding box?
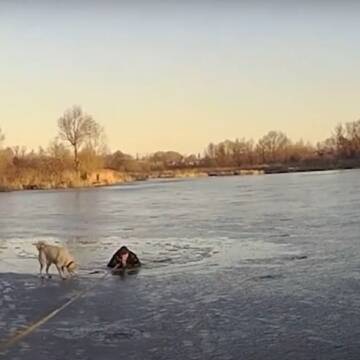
[66,260,77,273]
[33,241,47,251]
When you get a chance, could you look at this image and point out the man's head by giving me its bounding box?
[117,246,129,267]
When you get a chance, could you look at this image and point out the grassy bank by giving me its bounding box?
[0,169,132,192]
[1,163,359,192]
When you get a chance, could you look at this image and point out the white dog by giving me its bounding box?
[33,241,77,280]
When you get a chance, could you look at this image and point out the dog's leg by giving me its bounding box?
[56,264,66,280]
[61,266,69,278]
[46,263,52,279]
[39,263,44,278]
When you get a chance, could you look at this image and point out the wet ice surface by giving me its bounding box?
[1,171,360,359]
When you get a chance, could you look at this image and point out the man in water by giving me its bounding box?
[107,246,141,274]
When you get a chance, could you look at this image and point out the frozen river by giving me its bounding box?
[1,170,360,359]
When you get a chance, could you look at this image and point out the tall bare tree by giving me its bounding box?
[57,105,102,172]
[256,131,291,163]
[0,127,4,148]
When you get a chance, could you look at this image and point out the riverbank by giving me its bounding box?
[0,169,132,192]
[1,164,358,192]
[0,169,208,192]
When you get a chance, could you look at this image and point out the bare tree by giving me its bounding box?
[0,127,4,148]
[0,127,6,176]
[57,105,102,172]
[105,150,133,171]
[256,131,291,163]
[231,138,254,166]
[345,120,360,157]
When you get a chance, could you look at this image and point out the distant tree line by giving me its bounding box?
[202,133,315,167]
[1,106,360,189]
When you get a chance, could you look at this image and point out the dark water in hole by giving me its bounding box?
[1,170,360,359]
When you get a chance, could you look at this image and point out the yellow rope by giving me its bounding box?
[0,272,109,353]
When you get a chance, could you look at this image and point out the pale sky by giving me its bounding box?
[1,1,360,155]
